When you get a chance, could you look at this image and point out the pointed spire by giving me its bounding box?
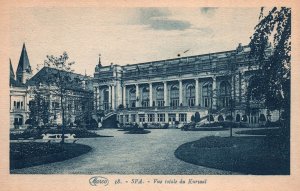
[16,43,33,84]
[16,43,32,75]
[10,58,15,80]
[98,54,102,67]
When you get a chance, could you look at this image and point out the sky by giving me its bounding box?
[9,7,261,76]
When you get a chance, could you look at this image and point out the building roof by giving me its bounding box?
[27,67,92,92]
[10,59,15,80]
[16,43,32,75]
[10,59,27,88]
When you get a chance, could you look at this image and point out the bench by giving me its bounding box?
[42,133,76,140]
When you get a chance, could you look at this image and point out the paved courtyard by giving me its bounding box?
[11,129,242,174]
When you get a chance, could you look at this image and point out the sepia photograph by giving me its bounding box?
[1,0,299,190]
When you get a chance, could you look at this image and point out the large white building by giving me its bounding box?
[93,43,279,127]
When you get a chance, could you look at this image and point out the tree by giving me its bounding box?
[249,7,291,128]
[194,112,200,123]
[28,92,49,127]
[43,52,76,144]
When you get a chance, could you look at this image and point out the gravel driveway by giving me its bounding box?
[11,129,240,174]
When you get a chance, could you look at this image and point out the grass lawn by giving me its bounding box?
[10,142,92,170]
[235,128,287,136]
[174,135,289,175]
[10,128,112,140]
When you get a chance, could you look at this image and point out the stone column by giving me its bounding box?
[212,76,217,109]
[135,84,139,107]
[94,87,97,110]
[108,85,112,109]
[164,81,168,106]
[111,84,115,109]
[179,80,183,105]
[149,82,153,107]
[123,85,126,107]
[195,78,199,106]
[97,86,103,109]
[199,79,202,107]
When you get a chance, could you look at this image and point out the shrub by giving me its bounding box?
[195,112,201,123]
[181,122,196,131]
[163,123,169,129]
[218,115,224,122]
[236,114,241,122]
[265,120,281,127]
[208,115,214,122]
[241,115,248,122]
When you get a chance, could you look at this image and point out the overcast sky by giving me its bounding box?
[9,7,261,76]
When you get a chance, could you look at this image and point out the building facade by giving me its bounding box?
[9,44,94,129]
[93,43,280,127]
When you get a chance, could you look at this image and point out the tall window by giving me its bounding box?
[142,87,149,107]
[147,114,154,122]
[131,114,136,122]
[157,114,165,122]
[179,113,187,122]
[186,85,195,107]
[129,88,136,108]
[170,85,179,107]
[219,81,231,108]
[103,88,109,110]
[139,114,145,122]
[202,82,212,108]
[156,86,164,107]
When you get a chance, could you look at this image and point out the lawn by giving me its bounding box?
[10,142,92,170]
[174,135,289,175]
[10,128,112,140]
[235,128,288,136]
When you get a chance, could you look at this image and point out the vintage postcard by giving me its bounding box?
[0,0,299,190]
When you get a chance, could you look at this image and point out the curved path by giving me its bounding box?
[11,129,240,174]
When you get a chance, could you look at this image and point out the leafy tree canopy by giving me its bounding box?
[249,7,291,112]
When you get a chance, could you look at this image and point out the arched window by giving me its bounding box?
[202,82,212,108]
[170,85,179,107]
[142,87,149,107]
[103,88,109,110]
[219,81,231,108]
[186,84,195,107]
[156,86,164,107]
[129,88,136,108]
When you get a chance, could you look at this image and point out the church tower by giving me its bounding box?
[16,43,32,84]
[10,59,15,80]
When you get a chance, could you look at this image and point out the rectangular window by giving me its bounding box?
[119,115,124,123]
[179,113,187,122]
[131,114,136,122]
[125,115,129,123]
[147,114,154,122]
[139,114,145,122]
[68,104,72,111]
[157,100,164,107]
[17,101,20,109]
[158,114,165,122]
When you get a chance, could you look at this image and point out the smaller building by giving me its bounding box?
[9,43,94,129]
